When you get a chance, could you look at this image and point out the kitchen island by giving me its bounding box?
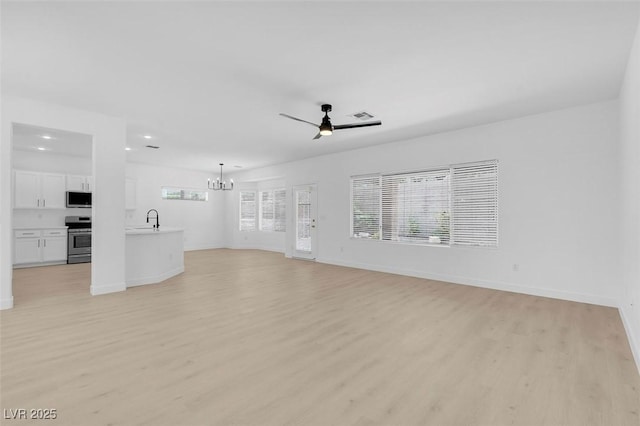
[125,227,184,287]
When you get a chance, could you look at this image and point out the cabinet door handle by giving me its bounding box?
[43,199,46,207]
[37,199,40,207]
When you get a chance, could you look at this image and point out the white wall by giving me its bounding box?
[228,100,620,307]
[1,96,127,306]
[619,20,640,371]
[125,162,227,251]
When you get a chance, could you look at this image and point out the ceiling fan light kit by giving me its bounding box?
[208,163,234,191]
[280,103,382,140]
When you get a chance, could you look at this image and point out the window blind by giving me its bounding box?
[259,191,275,231]
[259,189,286,232]
[239,191,256,231]
[381,169,450,244]
[351,175,381,239]
[451,160,498,247]
[274,189,287,232]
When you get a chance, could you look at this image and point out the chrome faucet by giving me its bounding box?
[146,209,160,231]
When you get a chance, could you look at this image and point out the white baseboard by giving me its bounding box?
[90,281,127,296]
[0,296,14,310]
[317,257,619,308]
[126,266,184,287]
[184,243,225,252]
[229,245,285,254]
[619,304,640,375]
[13,260,67,269]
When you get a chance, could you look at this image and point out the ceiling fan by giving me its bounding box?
[280,104,382,140]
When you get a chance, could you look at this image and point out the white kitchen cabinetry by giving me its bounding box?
[66,175,93,192]
[14,170,66,209]
[125,178,136,210]
[14,229,68,266]
[14,233,41,264]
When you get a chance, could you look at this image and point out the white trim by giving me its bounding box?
[228,244,285,254]
[90,281,126,296]
[619,304,640,375]
[184,243,226,252]
[0,296,14,310]
[317,256,618,308]
[12,260,67,269]
[126,266,184,287]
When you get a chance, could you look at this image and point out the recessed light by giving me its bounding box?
[125,147,132,151]
[143,135,153,139]
[41,135,52,140]
[37,147,47,151]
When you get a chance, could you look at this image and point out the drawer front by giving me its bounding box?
[15,230,41,238]
[43,229,67,237]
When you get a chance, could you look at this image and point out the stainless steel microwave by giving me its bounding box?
[66,191,92,208]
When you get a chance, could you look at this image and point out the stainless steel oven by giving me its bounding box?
[65,216,91,264]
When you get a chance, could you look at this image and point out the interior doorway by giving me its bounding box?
[11,123,93,306]
[293,184,317,260]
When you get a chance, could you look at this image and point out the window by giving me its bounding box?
[259,191,274,231]
[351,175,381,239]
[259,189,286,232]
[451,161,498,247]
[382,169,450,244]
[161,187,208,201]
[351,160,498,247]
[239,191,256,231]
[274,189,287,232]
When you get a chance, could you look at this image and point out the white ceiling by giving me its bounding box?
[2,1,639,173]
[12,123,92,159]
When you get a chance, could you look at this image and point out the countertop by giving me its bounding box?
[125,226,184,235]
[14,226,69,230]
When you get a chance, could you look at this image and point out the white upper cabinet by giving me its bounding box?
[14,170,66,209]
[14,170,40,208]
[66,175,92,192]
[41,173,66,209]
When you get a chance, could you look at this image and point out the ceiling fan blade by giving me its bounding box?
[279,113,319,128]
[312,132,322,140]
[333,120,382,130]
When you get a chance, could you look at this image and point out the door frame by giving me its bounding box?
[292,183,317,260]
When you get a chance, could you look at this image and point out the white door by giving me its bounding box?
[293,184,317,260]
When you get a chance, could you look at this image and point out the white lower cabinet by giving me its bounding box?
[14,235,41,264]
[14,229,67,266]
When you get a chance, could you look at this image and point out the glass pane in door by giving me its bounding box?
[296,189,312,252]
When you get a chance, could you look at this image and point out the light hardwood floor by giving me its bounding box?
[1,249,638,425]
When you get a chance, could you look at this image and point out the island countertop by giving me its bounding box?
[125,226,184,235]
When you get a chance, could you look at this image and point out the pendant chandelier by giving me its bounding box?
[208,163,234,191]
